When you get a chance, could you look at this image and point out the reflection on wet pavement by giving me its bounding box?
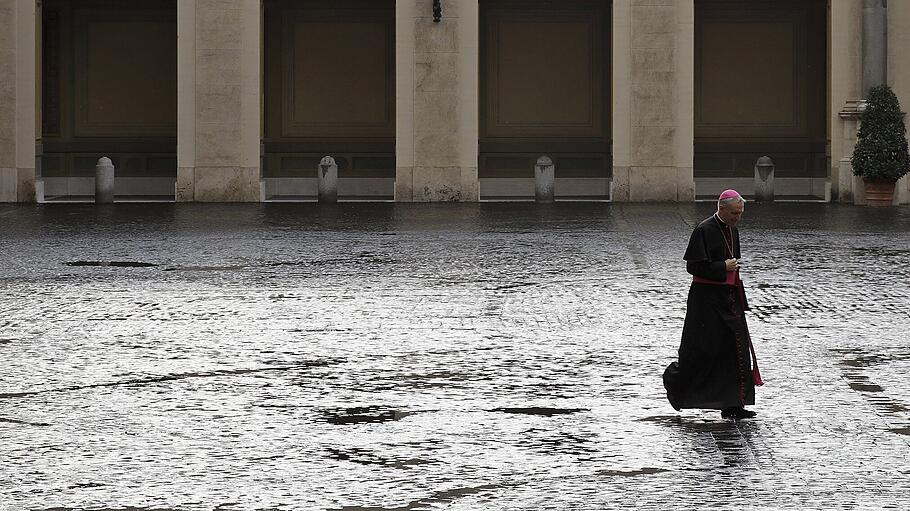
[321,406,418,425]
[1,202,909,510]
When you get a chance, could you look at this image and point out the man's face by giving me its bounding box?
[718,201,745,227]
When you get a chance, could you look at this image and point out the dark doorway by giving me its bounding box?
[263,0,395,201]
[479,0,612,200]
[694,0,828,199]
[41,0,177,201]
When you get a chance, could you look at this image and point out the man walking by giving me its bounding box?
[663,189,762,420]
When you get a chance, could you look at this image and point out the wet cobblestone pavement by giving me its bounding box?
[1,202,909,510]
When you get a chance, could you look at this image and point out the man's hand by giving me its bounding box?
[725,258,739,271]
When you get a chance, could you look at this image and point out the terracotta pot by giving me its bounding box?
[862,177,897,207]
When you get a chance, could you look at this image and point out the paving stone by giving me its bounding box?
[0,202,908,510]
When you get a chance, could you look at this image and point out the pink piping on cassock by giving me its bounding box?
[692,269,738,286]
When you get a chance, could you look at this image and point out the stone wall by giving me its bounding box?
[177,0,260,202]
[830,1,863,204]
[832,0,910,205]
[0,0,16,202]
[0,0,35,203]
[890,0,910,204]
[613,0,693,202]
[2,0,910,204]
[395,0,478,202]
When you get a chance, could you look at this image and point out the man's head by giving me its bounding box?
[716,189,745,227]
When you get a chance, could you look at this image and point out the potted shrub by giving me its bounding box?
[852,84,910,206]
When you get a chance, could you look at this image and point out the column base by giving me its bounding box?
[611,166,631,201]
[395,166,478,202]
[0,167,36,202]
[837,158,855,203]
[626,166,695,202]
[852,175,867,205]
[0,168,15,202]
[177,166,261,202]
[897,175,910,205]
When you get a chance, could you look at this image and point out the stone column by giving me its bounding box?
[395,0,478,202]
[830,2,864,204]
[888,0,910,205]
[613,0,694,202]
[176,0,195,201]
[863,0,887,95]
[675,1,695,202]
[0,0,36,203]
[611,0,632,200]
[177,0,260,202]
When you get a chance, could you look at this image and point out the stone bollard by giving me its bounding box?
[318,156,338,203]
[95,157,115,204]
[535,155,555,203]
[754,156,775,202]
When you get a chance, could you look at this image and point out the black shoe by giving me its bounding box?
[721,407,756,419]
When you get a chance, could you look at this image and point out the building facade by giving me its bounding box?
[1,0,908,204]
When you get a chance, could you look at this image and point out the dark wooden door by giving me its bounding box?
[41,0,177,183]
[263,0,395,181]
[480,0,611,181]
[694,0,827,180]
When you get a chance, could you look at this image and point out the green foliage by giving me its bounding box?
[852,84,910,180]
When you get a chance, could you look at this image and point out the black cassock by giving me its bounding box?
[663,214,755,410]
